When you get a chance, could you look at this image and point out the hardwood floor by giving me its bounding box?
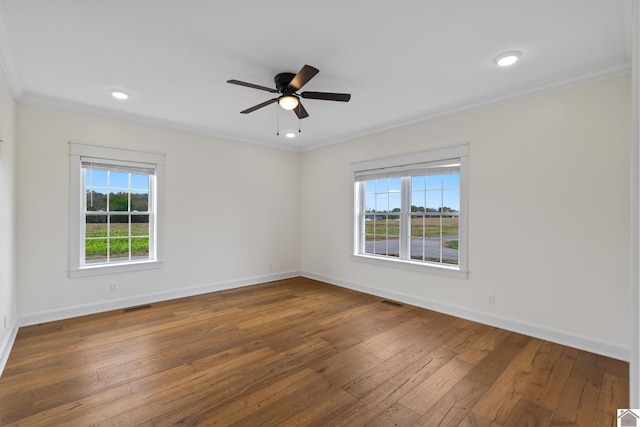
[0,277,628,426]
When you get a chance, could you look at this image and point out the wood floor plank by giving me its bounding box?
[471,338,545,424]
[279,388,359,426]
[368,402,421,426]
[519,343,576,411]
[399,355,474,414]
[502,398,554,427]
[0,277,629,426]
[415,376,490,426]
[550,375,601,426]
[342,345,456,401]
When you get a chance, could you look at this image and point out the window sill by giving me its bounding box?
[351,254,468,279]
[69,260,163,278]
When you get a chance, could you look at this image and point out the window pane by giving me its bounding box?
[442,216,459,265]
[86,216,108,237]
[131,191,149,211]
[376,194,389,212]
[443,189,460,212]
[426,191,441,211]
[109,191,129,211]
[365,180,376,193]
[426,175,441,190]
[110,237,130,261]
[389,193,401,212]
[87,170,107,188]
[364,215,376,241]
[86,189,107,211]
[365,194,376,212]
[410,237,425,261]
[85,238,107,264]
[131,237,150,259]
[443,173,460,189]
[386,215,400,238]
[443,215,459,239]
[389,177,401,192]
[85,214,108,264]
[110,220,129,237]
[411,175,425,191]
[132,215,150,237]
[411,191,425,211]
[376,178,389,193]
[425,216,441,237]
[109,171,129,190]
[131,174,149,192]
[442,242,459,265]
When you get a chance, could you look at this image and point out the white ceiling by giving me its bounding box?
[0,1,632,151]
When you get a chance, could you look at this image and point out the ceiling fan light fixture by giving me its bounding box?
[278,95,299,110]
[494,51,521,67]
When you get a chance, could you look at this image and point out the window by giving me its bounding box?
[69,143,164,277]
[353,144,468,278]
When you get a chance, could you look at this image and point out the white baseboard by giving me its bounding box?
[18,270,301,327]
[0,321,19,378]
[302,271,629,362]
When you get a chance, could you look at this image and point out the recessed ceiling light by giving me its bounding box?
[494,51,521,67]
[111,90,129,100]
[285,132,296,138]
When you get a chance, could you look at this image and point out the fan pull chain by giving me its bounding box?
[276,104,280,136]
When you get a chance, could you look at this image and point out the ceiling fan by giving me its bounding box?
[227,64,351,119]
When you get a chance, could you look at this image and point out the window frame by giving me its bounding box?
[352,144,469,279]
[68,142,164,277]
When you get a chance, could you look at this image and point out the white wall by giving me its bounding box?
[0,64,17,369]
[16,104,301,321]
[301,75,632,360]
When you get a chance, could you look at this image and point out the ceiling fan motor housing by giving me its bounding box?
[275,72,296,93]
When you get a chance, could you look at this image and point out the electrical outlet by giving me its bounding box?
[487,293,495,305]
[3,315,6,328]
[110,283,118,292]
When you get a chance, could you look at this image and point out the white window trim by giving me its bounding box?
[352,143,469,279]
[68,142,165,278]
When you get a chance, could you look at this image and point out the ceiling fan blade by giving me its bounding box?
[288,65,319,91]
[227,79,279,93]
[301,91,351,102]
[240,98,278,114]
[293,102,309,119]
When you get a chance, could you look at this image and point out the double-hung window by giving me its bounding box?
[353,144,468,278]
[69,143,164,277]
